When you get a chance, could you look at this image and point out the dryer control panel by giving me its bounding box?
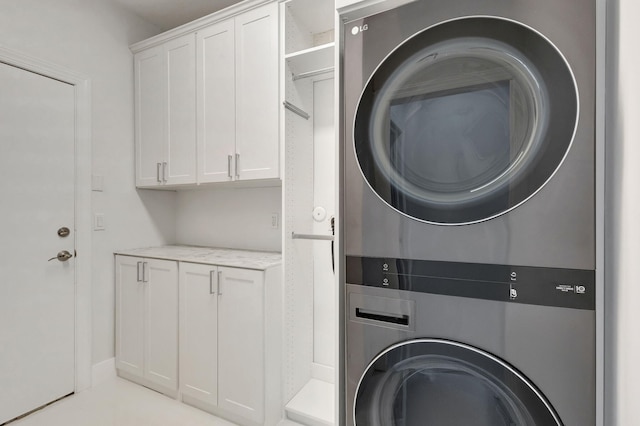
[346,256,595,310]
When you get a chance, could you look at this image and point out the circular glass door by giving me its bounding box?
[354,17,578,224]
[354,339,562,426]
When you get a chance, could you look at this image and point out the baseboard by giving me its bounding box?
[91,358,116,387]
[285,379,335,426]
[311,363,334,384]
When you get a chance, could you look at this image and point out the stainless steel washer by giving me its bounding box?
[344,260,595,425]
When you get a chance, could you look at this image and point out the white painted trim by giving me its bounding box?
[334,8,345,426]
[92,358,116,387]
[0,45,93,392]
[130,0,275,53]
[311,363,335,384]
[336,0,415,22]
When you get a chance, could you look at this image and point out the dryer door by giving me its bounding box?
[354,17,577,224]
[354,339,562,426]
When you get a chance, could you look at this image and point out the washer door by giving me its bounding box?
[354,339,562,426]
[354,17,578,224]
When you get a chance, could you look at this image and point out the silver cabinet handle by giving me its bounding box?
[217,270,223,296]
[142,262,149,283]
[162,162,168,182]
[228,155,232,178]
[235,153,240,178]
[137,261,143,282]
[156,163,162,183]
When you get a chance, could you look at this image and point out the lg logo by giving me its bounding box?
[351,24,369,35]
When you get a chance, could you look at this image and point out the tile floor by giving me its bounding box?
[10,377,237,426]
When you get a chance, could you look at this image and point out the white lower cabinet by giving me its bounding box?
[115,255,178,395]
[117,251,281,425]
[179,263,219,406]
[217,266,265,423]
[179,263,273,425]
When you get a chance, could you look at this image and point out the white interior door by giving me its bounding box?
[0,62,75,424]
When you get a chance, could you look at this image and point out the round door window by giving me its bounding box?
[354,17,578,224]
[354,339,562,426]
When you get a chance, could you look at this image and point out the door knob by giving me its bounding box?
[48,250,73,262]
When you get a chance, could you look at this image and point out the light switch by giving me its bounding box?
[94,213,105,231]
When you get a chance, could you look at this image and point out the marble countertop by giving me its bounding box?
[115,245,282,270]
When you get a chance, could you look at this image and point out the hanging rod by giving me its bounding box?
[292,66,335,81]
[291,232,334,241]
[283,101,310,120]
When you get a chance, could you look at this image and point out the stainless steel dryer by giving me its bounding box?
[340,0,598,424]
[342,0,595,268]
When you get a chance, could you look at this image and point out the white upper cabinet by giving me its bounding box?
[197,20,236,183]
[234,3,279,181]
[165,35,197,185]
[198,2,279,184]
[135,33,197,188]
[135,45,166,187]
[134,2,279,188]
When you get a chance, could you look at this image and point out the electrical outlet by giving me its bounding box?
[91,175,103,192]
[270,213,279,229]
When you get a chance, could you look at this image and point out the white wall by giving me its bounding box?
[0,0,174,365]
[176,187,282,252]
[312,78,336,368]
[606,0,640,424]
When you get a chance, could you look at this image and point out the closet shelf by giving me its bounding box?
[284,0,335,37]
[285,42,335,78]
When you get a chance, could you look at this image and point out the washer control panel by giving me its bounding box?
[346,256,595,310]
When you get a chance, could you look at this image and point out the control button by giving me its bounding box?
[382,278,389,286]
[510,272,517,281]
[555,284,574,293]
[382,263,389,272]
[510,287,518,300]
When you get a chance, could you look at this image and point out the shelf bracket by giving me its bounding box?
[283,101,310,120]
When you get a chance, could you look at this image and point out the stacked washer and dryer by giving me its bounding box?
[340,0,600,425]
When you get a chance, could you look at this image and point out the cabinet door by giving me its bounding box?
[179,262,219,406]
[197,20,236,183]
[235,3,279,181]
[165,34,197,185]
[135,46,166,187]
[145,258,178,390]
[217,267,265,423]
[115,255,145,377]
